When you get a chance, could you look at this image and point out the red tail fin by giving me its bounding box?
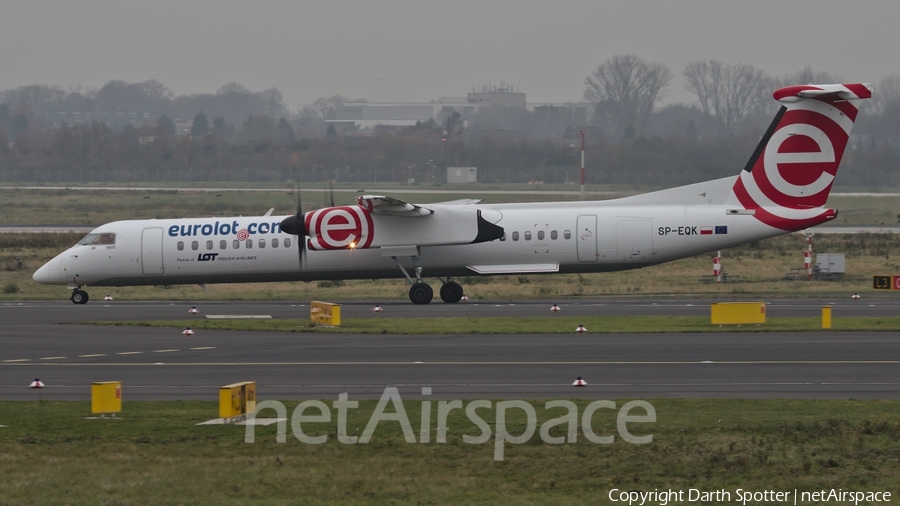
[732,83,872,231]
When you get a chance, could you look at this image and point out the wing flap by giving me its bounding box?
[355,195,433,217]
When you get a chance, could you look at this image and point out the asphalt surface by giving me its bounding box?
[2,298,899,401]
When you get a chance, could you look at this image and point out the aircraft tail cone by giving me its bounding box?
[575,324,587,333]
[550,304,561,312]
[572,376,587,387]
[103,295,113,301]
[371,305,383,313]
[188,306,199,314]
[183,327,195,336]
[30,378,44,389]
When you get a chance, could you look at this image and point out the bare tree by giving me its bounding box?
[873,74,900,114]
[683,60,771,132]
[584,55,672,136]
[776,66,843,88]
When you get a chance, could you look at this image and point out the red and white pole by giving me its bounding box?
[805,237,812,280]
[713,251,721,283]
[580,130,585,200]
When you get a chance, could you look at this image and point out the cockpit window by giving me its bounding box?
[78,233,116,246]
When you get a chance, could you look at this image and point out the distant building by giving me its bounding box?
[447,167,477,183]
[326,83,588,136]
[467,83,526,110]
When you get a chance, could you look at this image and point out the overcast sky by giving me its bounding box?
[3,0,898,110]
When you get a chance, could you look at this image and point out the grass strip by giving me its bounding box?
[0,399,898,505]
[85,315,900,334]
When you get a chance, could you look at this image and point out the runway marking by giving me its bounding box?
[117,351,143,355]
[189,347,216,350]
[8,381,900,389]
[2,359,30,363]
[78,354,106,358]
[153,349,179,353]
[4,360,900,366]
[39,356,67,360]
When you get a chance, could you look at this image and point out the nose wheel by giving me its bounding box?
[70,289,89,305]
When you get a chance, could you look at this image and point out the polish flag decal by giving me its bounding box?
[700,226,713,235]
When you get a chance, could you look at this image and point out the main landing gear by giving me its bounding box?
[391,253,464,304]
[70,289,89,305]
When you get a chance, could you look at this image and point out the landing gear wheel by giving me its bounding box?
[71,290,89,305]
[408,283,434,305]
[439,281,464,303]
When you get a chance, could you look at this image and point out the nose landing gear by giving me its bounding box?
[70,289,89,304]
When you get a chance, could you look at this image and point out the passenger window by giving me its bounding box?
[272,238,279,248]
[177,241,184,251]
[551,230,558,240]
[245,239,253,249]
[259,239,266,249]
[233,240,240,250]
[538,231,545,240]
[564,230,571,240]
[191,241,198,251]
[284,238,292,248]
[206,240,213,250]
[220,240,226,249]
[524,231,532,241]
[512,232,519,241]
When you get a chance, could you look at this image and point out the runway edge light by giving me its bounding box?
[371,304,382,313]
[550,304,561,312]
[575,324,587,333]
[29,378,44,388]
[183,327,195,336]
[572,376,587,387]
[189,306,199,314]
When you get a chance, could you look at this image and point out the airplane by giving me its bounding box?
[33,83,872,305]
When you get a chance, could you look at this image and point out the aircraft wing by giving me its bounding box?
[430,198,482,206]
[355,195,434,217]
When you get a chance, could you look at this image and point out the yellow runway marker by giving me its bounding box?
[154,349,179,353]
[189,347,216,350]
[117,351,143,355]
[78,354,106,358]
[40,356,67,360]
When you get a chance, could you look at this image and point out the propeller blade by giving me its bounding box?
[279,184,306,269]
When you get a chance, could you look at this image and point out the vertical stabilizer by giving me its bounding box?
[731,83,872,231]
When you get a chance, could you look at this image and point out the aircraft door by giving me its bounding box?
[141,228,164,275]
[576,215,598,262]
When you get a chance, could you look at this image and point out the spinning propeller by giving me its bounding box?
[278,183,338,269]
[279,185,307,268]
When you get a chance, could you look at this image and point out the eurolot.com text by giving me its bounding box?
[244,387,656,461]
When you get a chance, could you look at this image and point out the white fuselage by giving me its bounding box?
[33,197,783,289]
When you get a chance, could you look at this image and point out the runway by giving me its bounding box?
[2,298,899,401]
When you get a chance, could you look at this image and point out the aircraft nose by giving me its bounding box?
[33,256,61,284]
